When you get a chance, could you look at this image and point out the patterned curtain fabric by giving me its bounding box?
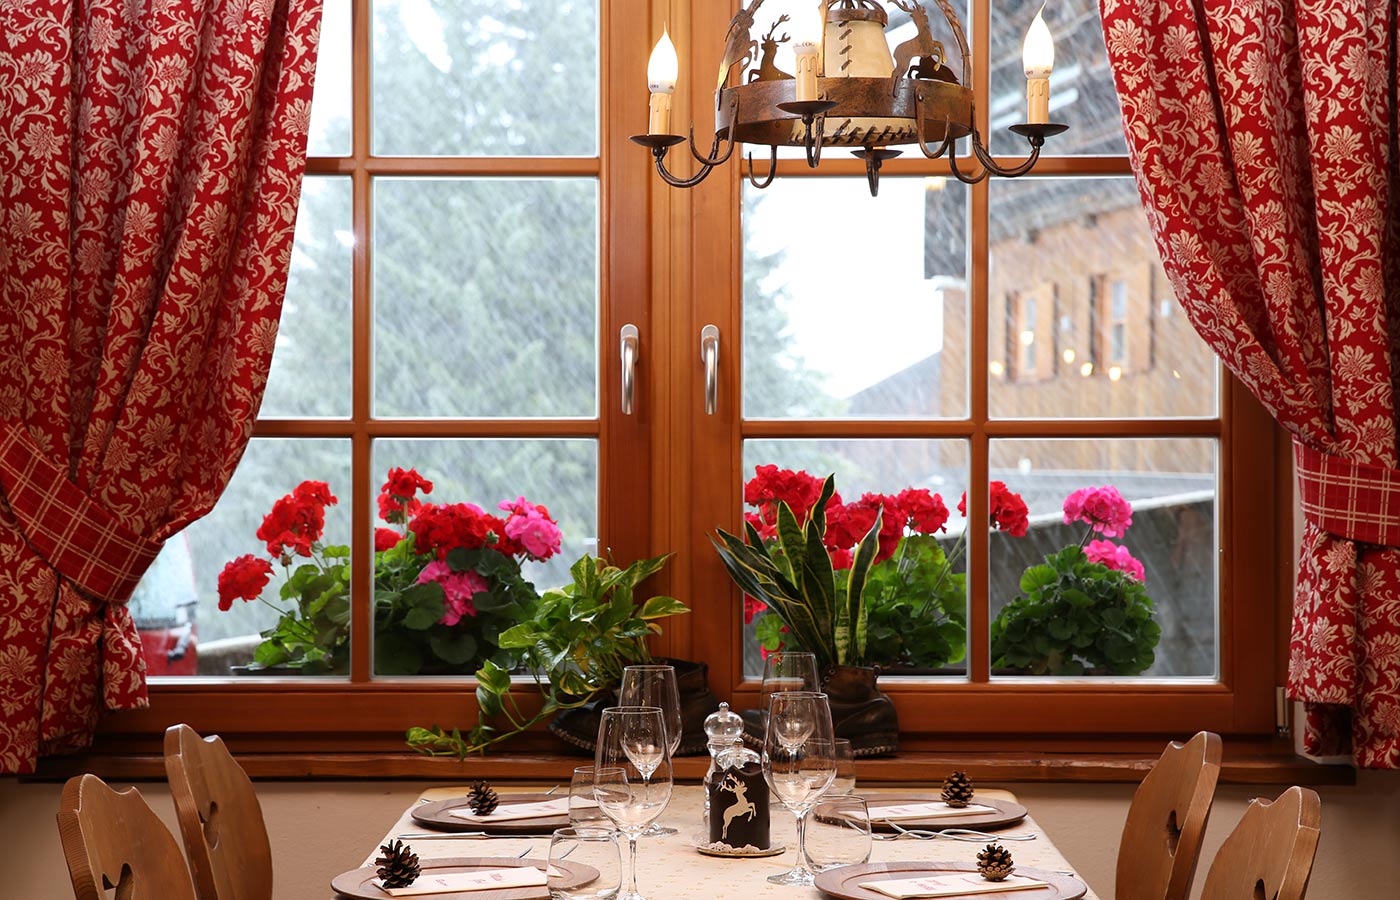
[0,0,321,774]
[1101,0,1400,765]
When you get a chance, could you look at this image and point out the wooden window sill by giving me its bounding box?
[26,749,1354,786]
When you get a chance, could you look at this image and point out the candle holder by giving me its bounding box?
[776,99,838,169]
[850,147,903,197]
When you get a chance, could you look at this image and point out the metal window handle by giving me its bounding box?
[701,324,720,415]
[620,324,639,415]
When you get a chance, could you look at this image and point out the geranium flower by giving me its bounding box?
[374,527,402,552]
[257,481,338,558]
[1064,486,1133,537]
[499,496,562,560]
[743,595,768,624]
[895,487,949,534]
[407,502,499,559]
[1085,539,1146,582]
[744,465,828,526]
[957,482,1029,537]
[216,555,273,611]
[417,560,490,626]
[378,467,434,523]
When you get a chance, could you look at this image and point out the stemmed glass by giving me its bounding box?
[755,651,821,737]
[763,691,837,886]
[594,707,673,900]
[618,665,682,836]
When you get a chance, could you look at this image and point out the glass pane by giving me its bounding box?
[743,178,969,418]
[989,0,1127,155]
[987,438,1217,678]
[307,0,352,156]
[373,178,599,417]
[738,439,970,678]
[372,0,599,157]
[261,177,353,417]
[371,438,598,675]
[136,439,353,677]
[988,178,1218,417]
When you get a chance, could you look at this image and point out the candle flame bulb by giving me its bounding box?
[1022,7,1054,78]
[648,27,679,94]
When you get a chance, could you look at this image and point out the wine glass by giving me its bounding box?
[763,691,836,886]
[594,707,673,900]
[826,738,856,796]
[618,666,683,835]
[755,651,821,736]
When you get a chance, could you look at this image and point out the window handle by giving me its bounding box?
[620,324,639,415]
[701,324,720,415]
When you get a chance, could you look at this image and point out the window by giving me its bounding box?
[117,0,1283,756]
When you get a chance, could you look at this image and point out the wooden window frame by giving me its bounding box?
[86,0,1292,765]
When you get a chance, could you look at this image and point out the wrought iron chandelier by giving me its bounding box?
[631,0,1067,196]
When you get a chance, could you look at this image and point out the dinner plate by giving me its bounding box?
[411,793,568,834]
[330,856,598,900]
[853,796,1028,833]
[814,861,1087,900]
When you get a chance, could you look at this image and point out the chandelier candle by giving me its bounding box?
[1022,7,1054,125]
[647,27,678,135]
[791,4,823,103]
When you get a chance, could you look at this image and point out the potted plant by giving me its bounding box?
[405,552,714,757]
[215,469,560,676]
[713,471,900,755]
[991,485,1160,675]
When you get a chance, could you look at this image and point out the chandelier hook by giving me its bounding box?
[746,145,779,189]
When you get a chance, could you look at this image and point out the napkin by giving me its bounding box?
[866,801,998,821]
[857,873,1048,898]
[378,866,547,897]
[448,798,570,823]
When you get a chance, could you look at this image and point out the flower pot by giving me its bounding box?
[741,664,899,758]
[547,657,720,756]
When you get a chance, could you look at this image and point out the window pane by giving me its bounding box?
[990,0,1126,155]
[743,178,969,419]
[136,439,353,677]
[372,0,599,157]
[371,438,598,675]
[987,438,1217,678]
[988,178,1218,415]
[739,439,970,678]
[373,178,599,417]
[262,177,353,417]
[307,0,352,156]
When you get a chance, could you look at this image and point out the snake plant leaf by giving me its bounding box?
[843,505,882,665]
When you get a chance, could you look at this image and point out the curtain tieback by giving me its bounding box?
[1296,439,1400,547]
[0,421,162,603]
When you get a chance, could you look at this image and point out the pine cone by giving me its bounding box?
[941,770,975,808]
[467,780,499,816]
[375,839,421,889]
[976,843,1015,882]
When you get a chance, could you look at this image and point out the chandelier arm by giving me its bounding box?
[746,145,779,189]
[653,148,715,189]
[968,128,1043,178]
[799,112,827,168]
[689,125,737,166]
[911,91,956,160]
[864,153,881,197]
[947,139,988,185]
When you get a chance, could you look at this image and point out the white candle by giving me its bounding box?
[1022,7,1054,125]
[791,2,824,102]
[647,27,678,134]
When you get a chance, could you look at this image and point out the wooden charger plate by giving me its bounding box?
[331,856,598,900]
[814,862,1086,900]
[855,795,1027,833]
[411,793,567,834]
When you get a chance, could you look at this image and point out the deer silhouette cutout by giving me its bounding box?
[717,0,765,91]
[750,14,793,82]
[890,0,947,85]
[719,773,758,841]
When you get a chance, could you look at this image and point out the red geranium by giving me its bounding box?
[378,467,434,524]
[744,465,828,530]
[256,480,338,558]
[894,487,949,535]
[374,527,402,552]
[957,482,1030,538]
[408,502,508,559]
[217,555,274,611]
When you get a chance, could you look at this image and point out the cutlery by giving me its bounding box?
[875,822,1039,841]
[396,832,544,840]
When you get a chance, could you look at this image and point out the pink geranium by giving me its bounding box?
[499,496,562,560]
[1085,539,1146,582]
[1063,486,1134,538]
[417,559,490,626]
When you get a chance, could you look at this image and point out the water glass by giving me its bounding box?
[804,796,872,872]
[763,690,836,886]
[569,765,610,829]
[827,739,856,795]
[548,827,621,900]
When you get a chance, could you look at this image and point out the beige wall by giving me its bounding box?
[4,773,1396,899]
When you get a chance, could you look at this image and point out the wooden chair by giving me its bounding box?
[57,773,198,900]
[1116,731,1223,900]
[1199,786,1321,900]
[164,724,274,900]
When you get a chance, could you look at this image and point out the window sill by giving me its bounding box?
[27,749,1355,786]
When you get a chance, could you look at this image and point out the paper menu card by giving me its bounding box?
[448,798,570,823]
[866,802,999,821]
[857,874,1048,898]
[379,866,547,896]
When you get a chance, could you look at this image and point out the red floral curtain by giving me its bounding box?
[1101,0,1400,765]
[0,0,321,773]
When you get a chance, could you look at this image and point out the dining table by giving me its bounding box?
[345,784,1100,900]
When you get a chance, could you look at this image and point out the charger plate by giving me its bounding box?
[411,793,567,834]
[331,856,598,900]
[814,862,1086,900]
[854,796,1027,833]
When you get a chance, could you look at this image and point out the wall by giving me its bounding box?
[4,773,1396,899]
